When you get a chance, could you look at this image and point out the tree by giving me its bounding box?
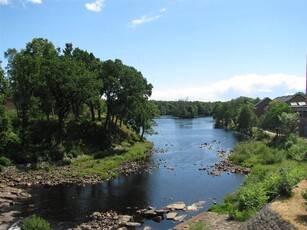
[71,46,102,121]
[0,64,10,131]
[278,112,299,137]
[101,59,120,129]
[261,101,293,136]
[237,105,258,135]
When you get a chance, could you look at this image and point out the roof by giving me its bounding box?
[273,95,296,103]
[255,97,272,107]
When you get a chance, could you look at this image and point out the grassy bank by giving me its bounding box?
[209,134,307,221]
[69,141,154,180]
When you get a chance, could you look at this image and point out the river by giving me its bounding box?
[17,117,245,229]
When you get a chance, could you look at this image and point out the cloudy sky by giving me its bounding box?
[1,0,307,101]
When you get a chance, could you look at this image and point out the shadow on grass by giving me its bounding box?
[93,149,127,159]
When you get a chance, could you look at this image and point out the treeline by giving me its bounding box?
[0,38,156,163]
[152,100,216,118]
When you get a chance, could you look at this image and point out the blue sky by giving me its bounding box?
[1,0,307,101]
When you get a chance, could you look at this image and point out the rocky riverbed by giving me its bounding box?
[0,158,156,188]
[0,183,31,230]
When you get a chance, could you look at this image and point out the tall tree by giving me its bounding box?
[0,64,10,131]
[100,59,123,130]
[237,105,258,135]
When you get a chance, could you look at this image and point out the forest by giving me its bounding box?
[152,100,216,118]
[0,38,158,164]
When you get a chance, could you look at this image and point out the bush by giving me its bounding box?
[229,183,268,221]
[21,214,51,230]
[0,156,11,166]
[61,158,71,166]
[301,189,307,200]
[263,166,304,199]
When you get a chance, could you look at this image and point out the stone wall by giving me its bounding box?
[239,204,295,230]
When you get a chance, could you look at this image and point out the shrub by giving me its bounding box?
[0,156,11,166]
[301,189,307,200]
[61,158,71,166]
[230,183,268,220]
[20,214,51,230]
[287,144,307,162]
[263,166,304,199]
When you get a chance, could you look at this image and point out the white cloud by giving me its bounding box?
[151,73,305,102]
[129,15,161,28]
[128,8,167,28]
[27,0,42,4]
[0,0,9,5]
[85,0,105,12]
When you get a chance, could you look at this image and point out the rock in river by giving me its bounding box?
[166,201,186,210]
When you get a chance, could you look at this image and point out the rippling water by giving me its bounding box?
[17,117,245,229]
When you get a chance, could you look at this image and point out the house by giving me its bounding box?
[255,93,307,137]
[273,93,306,106]
[255,97,272,116]
[255,94,306,116]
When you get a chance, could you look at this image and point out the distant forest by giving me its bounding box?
[152,100,217,118]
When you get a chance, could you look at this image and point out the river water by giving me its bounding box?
[18,117,245,229]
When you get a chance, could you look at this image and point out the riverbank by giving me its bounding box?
[0,141,154,229]
[173,179,307,230]
[0,141,154,187]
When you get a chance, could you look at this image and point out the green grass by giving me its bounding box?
[70,141,153,180]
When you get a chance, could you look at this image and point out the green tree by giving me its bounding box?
[71,46,102,121]
[262,101,293,136]
[100,59,123,130]
[278,112,299,137]
[0,64,11,132]
[237,105,258,135]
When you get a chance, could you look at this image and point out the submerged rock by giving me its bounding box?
[166,201,186,210]
[166,212,178,220]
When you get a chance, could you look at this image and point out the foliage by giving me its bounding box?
[261,101,293,136]
[278,112,299,136]
[213,97,258,130]
[211,138,307,221]
[229,140,285,167]
[236,105,258,135]
[2,38,154,163]
[263,166,304,199]
[152,100,215,118]
[20,214,51,230]
[284,134,307,162]
[0,156,11,166]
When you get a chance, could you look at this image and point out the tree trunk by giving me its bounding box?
[90,106,95,122]
[98,108,101,121]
